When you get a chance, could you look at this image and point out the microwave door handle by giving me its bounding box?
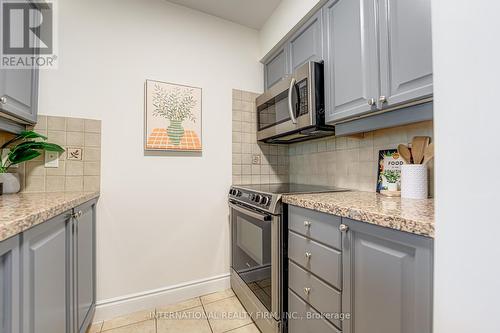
[288,78,297,124]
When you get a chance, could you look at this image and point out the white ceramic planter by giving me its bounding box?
[401,165,428,199]
[0,173,21,194]
[387,182,398,191]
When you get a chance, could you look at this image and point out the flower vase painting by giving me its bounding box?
[145,80,202,151]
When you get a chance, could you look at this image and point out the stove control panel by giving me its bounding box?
[229,187,272,209]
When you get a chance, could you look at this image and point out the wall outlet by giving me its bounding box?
[45,151,59,168]
[252,154,261,165]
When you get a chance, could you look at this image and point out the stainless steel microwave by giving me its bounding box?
[256,61,334,143]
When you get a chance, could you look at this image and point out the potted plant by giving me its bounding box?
[152,84,197,146]
[383,170,400,191]
[0,131,64,194]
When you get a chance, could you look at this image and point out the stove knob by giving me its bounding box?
[236,190,242,197]
[229,189,234,195]
[261,196,269,205]
[255,195,262,203]
[250,194,256,201]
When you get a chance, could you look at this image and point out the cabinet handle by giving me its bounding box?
[379,96,387,103]
[303,221,311,228]
[0,96,6,104]
[339,224,349,232]
[367,98,375,106]
[72,210,83,219]
[305,252,312,259]
[304,287,311,295]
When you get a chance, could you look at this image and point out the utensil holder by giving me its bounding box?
[401,164,428,199]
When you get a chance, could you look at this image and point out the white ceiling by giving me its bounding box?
[166,0,281,29]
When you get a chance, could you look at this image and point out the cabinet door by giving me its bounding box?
[323,0,379,124]
[74,200,96,333]
[378,0,433,108]
[0,0,39,124]
[264,48,288,89]
[0,67,39,124]
[0,236,20,333]
[289,11,323,73]
[342,219,433,333]
[21,213,71,333]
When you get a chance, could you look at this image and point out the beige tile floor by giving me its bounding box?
[87,289,261,333]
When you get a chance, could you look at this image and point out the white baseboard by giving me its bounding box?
[93,273,230,322]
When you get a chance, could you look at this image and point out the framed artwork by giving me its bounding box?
[144,79,202,151]
[376,149,405,192]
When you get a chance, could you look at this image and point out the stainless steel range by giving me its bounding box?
[228,183,348,333]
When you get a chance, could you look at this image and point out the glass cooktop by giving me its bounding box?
[235,183,348,195]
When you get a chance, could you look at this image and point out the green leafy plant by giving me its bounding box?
[383,170,400,183]
[0,131,65,173]
[152,84,197,123]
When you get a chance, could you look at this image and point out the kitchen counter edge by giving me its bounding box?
[282,191,434,238]
[0,191,100,242]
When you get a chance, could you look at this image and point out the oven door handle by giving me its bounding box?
[288,77,297,124]
[229,203,272,222]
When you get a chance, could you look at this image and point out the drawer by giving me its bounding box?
[289,260,342,329]
[288,289,341,333]
[288,231,342,289]
[289,206,341,250]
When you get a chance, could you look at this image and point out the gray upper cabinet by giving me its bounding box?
[75,201,96,333]
[289,11,323,73]
[342,218,433,333]
[0,67,39,124]
[21,212,71,333]
[264,48,288,90]
[323,0,379,123]
[0,236,20,333]
[378,0,433,108]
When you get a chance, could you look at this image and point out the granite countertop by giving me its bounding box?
[0,191,100,242]
[282,191,434,238]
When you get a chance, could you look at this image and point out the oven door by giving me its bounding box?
[229,202,281,318]
[257,61,320,142]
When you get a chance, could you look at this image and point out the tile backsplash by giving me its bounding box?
[231,89,433,195]
[289,121,434,194]
[232,89,288,185]
[0,115,101,193]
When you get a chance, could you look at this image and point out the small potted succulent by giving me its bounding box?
[0,131,64,194]
[382,170,400,191]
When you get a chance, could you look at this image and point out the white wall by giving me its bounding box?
[432,1,500,332]
[259,0,322,59]
[38,0,262,320]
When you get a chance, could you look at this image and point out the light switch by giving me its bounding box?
[45,151,59,168]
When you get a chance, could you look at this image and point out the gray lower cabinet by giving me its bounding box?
[342,218,433,333]
[21,212,72,333]
[323,0,379,123]
[288,11,323,73]
[0,235,20,333]
[286,205,433,333]
[378,0,433,109]
[74,200,97,333]
[0,198,97,333]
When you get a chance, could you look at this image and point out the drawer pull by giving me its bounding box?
[339,224,349,232]
[305,252,312,259]
[304,221,311,228]
[304,287,311,295]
